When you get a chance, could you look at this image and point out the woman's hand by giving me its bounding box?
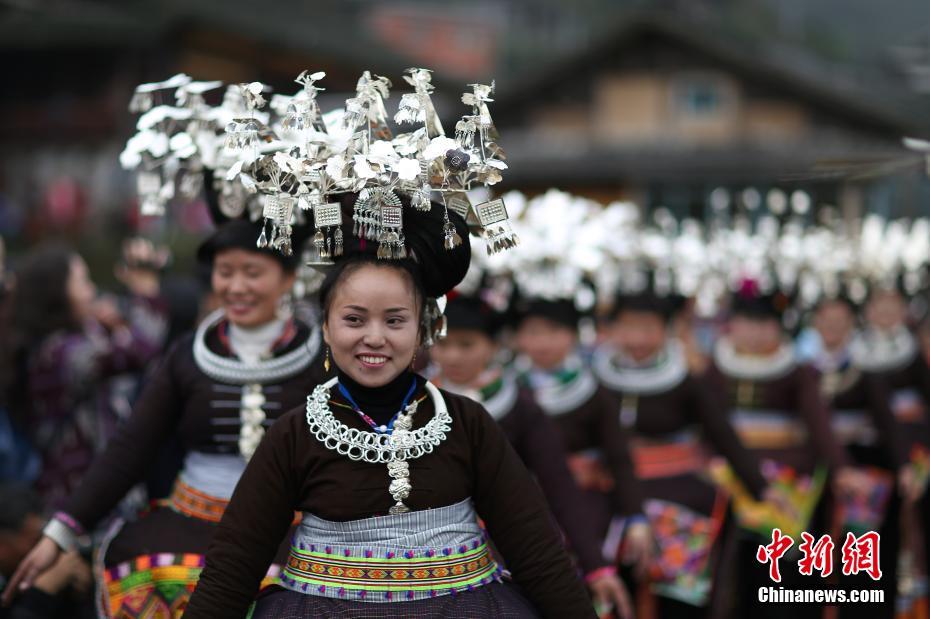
[115,238,167,298]
[2,536,62,605]
[33,551,91,596]
[622,520,655,578]
[898,466,926,504]
[92,296,125,330]
[588,570,634,619]
[762,485,800,521]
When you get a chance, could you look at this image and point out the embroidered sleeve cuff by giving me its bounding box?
[584,566,617,583]
[42,519,78,553]
[51,511,86,536]
[624,513,648,526]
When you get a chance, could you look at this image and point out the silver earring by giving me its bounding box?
[277,292,294,320]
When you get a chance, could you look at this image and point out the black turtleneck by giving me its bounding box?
[336,368,423,427]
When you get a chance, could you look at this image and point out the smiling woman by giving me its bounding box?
[320,259,424,388]
[183,196,597,619]
[212,249,296,329]
[3,211,325,617]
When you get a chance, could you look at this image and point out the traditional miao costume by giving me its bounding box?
[815,331,904,619]
[849,326,930,617]
[41,306,323,617]
[594,337,766,618]
[705,332,847,619]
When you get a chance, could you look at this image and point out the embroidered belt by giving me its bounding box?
[167,477,301,526]
[631,438,705,479]
[729,409,807,450]
[831,410,878,446]
[566,449,615,492]
[280,499,502,602]
[169,478,228,523]
[891,388,927,423]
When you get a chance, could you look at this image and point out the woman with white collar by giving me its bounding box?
[432,291,633,619]
[594,289,771,618]
[3,215,324,616]
[183,196,596,618]
[510,295,653,580]
[853,288,930,478]
[703,284,852,619]
[811,294,914,619]
[852,287,930,616]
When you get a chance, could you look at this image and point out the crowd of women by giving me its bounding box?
[0,69,927,619]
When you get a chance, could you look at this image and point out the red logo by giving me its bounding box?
[756,528,794,582]
[841,531,882,581]
[797,532,834,577]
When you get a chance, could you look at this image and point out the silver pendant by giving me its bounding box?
[389,503,410,515]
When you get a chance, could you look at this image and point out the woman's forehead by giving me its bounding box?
[334,267,416,307]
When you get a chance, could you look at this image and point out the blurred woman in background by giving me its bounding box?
[432,290,633,618]
[6,240,168,510]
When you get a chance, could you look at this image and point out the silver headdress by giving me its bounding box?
[490,189,604,314]
[120,69,517,262]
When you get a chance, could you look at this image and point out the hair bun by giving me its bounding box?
[328,192,471,298]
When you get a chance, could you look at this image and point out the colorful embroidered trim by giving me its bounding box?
[891,388,927,423]
[168,478,229,523]
[728,409,808,449]
[280,538,502,602]
[101,553,280,619]
[166,478,302,526]
[830,409,878,446]
[839,466,894,536]
[631,440,706,479]
[566,452,615,492]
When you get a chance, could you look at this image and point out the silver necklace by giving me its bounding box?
[193,309,321,385]
[305,377,452,514]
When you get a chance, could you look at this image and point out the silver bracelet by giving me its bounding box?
[42,518,78,553]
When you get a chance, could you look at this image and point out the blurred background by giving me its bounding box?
[2,0,930,275]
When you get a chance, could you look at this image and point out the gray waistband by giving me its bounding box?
[280,498,503,602]
[178,451,246,499]
[830,410,878,446]
[293,498,481,552]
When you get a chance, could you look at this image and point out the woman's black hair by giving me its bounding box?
[11,244,80,345]
[318,255,428,327]
[198,220,302,272]
[5,244,80,421]
[608,291,681,324]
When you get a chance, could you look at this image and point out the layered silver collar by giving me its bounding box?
[850,327,918,373]
[592,340,688,395]
[193,309,321,385]
[713,337,796,381]
[441,373,519,421]
[514,354,599,416]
